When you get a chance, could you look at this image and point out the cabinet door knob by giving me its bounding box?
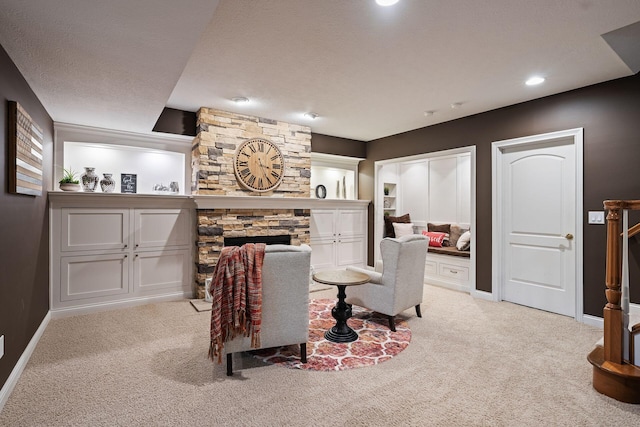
[124,244,128,248]
[135,244,139,248]
[124,255,127,258]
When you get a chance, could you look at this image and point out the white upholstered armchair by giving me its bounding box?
[345,234,428,331]
[224,244,311,376]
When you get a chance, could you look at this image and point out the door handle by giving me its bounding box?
[565,233,574,240]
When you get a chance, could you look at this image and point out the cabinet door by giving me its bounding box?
[61,208,129,252]
[335,236,365,268]
[310,238,337,272]
[59,253,129,302]
[133,249,189,293]
[310,210,336,239]
[336,209,365,237]
[134,209,191,249]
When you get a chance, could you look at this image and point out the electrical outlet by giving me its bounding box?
[588,211,605,224]
[0,335,4,359]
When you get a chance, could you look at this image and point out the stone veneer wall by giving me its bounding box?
[195,209,310,297]
[192,109,313,297]
[192,108,311,196]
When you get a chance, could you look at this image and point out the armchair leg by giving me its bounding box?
[300,343,307,363]
[226,353,233,376]
[415,304,422,318]
[387,315,396,332]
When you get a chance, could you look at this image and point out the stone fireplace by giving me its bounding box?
[192,109,312,297]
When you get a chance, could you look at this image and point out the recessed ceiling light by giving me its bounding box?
[451,102,462,109]
[525,76,545,86]
[304,112,318,120]
[231,96,249,104]
[424,110,436,117]
[376,0,399,6]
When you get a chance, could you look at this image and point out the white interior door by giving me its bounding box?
[500,139,576,317]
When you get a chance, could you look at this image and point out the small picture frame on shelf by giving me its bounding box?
[121,173,137,193]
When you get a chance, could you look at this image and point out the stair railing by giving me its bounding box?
[603,200,640,364]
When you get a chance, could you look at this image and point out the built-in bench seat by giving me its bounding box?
[428,246,470,258]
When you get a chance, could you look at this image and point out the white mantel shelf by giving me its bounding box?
[48,191,370,210]
[48,191,194,209]
[192,195,370,210]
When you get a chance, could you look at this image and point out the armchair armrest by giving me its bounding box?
[346,266,382,284]
[374,260,383,273]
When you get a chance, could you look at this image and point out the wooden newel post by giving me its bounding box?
[603,201,623,364]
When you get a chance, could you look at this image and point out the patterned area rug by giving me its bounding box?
[251,298,411,371]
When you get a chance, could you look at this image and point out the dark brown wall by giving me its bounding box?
[151,108,367,159]
[310,133,367,158]
[362,73,640,317]
[0,45,52,390]
[152,107,197,137]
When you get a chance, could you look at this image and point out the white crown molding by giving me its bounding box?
[54,122,194,150]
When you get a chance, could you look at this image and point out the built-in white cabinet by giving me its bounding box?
[310,201,368,272]
[50,193,194,317]
[424,252,471,292]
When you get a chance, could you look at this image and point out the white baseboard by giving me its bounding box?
[471,289,494,301]
[582,314,604,329]
[50,291,193,319]
[424,279,470,294]
[0,311,51,412]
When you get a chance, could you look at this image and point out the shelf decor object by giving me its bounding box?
[81,167,99,192]
[59,167,80,192]
[100,173,116,193]
[121,173,137,193]
[315,184,327,199]
[8,101,43,196]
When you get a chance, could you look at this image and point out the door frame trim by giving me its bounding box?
[491,128,584,322]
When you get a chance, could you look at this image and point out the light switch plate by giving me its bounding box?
[0,335,4,359]
[588,211,605,224]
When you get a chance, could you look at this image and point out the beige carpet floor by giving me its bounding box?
[1,285,640,426]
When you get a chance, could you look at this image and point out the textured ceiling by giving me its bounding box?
[1,0,640,141]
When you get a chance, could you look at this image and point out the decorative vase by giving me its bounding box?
[100,173,115,193]
[342,176,347,199]
[59,183,81,192]
[80,167,99,192]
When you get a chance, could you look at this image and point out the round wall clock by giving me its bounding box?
[233,138,285,192]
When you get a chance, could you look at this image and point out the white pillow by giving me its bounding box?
[456,230,471,251]
[392,222,415,238]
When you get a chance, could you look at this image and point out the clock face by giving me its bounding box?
[234,138,285,192]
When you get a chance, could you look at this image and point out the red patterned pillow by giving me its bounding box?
[422,231,449,247]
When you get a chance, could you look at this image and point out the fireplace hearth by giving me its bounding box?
[224,235,291,247]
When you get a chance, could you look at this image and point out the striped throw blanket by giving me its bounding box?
[209,243,265,363]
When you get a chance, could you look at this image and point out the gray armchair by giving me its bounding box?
[224,244,311,376]
[346,234,428,331]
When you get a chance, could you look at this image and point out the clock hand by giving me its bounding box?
[257,158,271,182]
